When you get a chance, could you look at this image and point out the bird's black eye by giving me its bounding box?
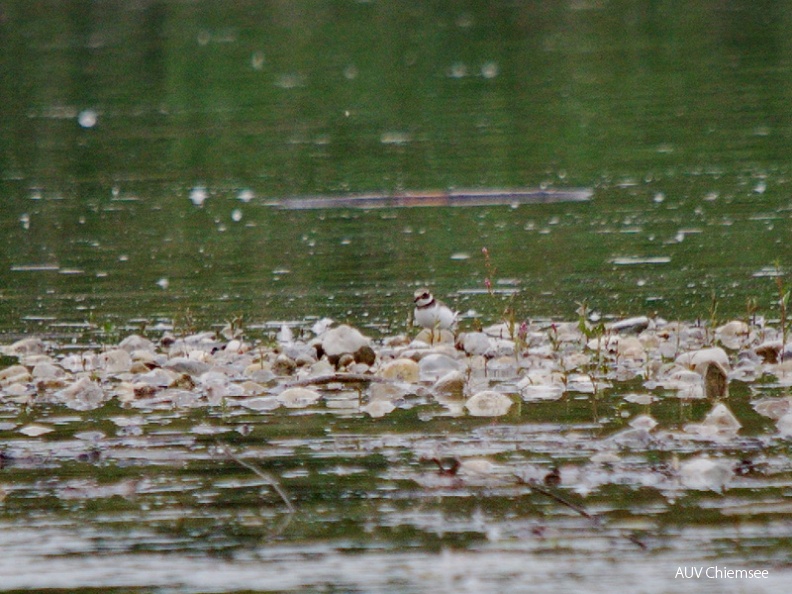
[421,292,429,299]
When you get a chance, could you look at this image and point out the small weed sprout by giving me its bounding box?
[172,308,198,357]
[517,319,529,351]
[100,320,119,347]
[548,323,560,352]
[576,300,607,372]
[707,290,719,346]
[746,296,759,328]
[482,246,496,297]
[221,315,245,341]
[481,247,527,355]
[175,308,197,338]
[576,300,605,343]
[219,396,231,423]
[674,323,682,359]
[774,261,790,350]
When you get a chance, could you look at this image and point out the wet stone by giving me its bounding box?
[776,413,792,437]
[465,390,513,417]
[753,396,792,420]
[676,347,730,373]
[277,387,322,408]
[378,358,420,382]
[3,382,32,402]
[716,320,750,350]
[346,362,370,374]
[5,337,46,356]
[53,377,106,411]
[703,361,729,399]
[31,362,66,380]
[281,342,315,364]
[19,423,54,437]
[461,332,493,357]
[119,334,156,353]
[484,356,518,380]
[321,324,371,362]
[418,353,461,381]
[679,456,734,492]
[272,355,297,376]
[239,380,266,396]
[432,370,466,398]
[684,402,741,441]
[22,354,54,367]
[136,368,179,387]
[337,353,355,368]
[0,365,32,387]
[362,399,396,418]
[240,396,281,412]
[164,357,211,377]
[308,359,334,377]
[609,316,652,334]
[370,382,409,402]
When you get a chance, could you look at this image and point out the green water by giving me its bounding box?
[1,1,791,340]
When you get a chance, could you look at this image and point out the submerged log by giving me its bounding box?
[266,187,593,210]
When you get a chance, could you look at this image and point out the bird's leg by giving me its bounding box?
[431,319,441,345]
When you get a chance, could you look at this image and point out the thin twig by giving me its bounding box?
[628,533,648,550]
[216,441,295,513]
[515,476,594,519]
[514,474,647,549]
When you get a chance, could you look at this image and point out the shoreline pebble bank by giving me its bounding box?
[2,315,791,439]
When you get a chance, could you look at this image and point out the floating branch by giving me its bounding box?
[216,442,295,514]
[514,475,594,519]
[514,475,647,550]
[266,187,593,210]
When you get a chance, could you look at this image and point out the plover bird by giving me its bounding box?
[413,288,457,330]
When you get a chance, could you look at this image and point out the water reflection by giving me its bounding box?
[3,311,792,553]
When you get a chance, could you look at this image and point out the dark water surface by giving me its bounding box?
[2,2,792,592]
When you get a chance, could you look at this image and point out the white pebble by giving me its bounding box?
[680,456,734,492]
[19,424,54,437]
[465,390,513,417]
[362,400,396,418]
[277,387,321,408]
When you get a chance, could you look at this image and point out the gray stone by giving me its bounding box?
[119,334,156,353]
[432,370,466,398]
[418,353,461,381]
[321,325,370,358]
[165,357,212,377]
[462,332,494,357]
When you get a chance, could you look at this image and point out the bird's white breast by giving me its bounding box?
[414,301,456,329]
